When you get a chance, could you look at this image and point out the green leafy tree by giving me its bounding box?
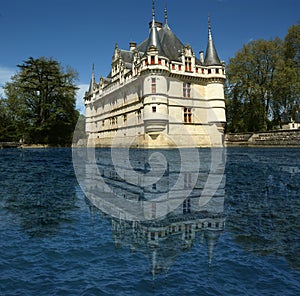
[4,57,79,145]
[226,23,300,132]
[0,97,18,141]
[282,23,300,118]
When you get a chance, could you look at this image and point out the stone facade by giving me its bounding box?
[84,6,226,148]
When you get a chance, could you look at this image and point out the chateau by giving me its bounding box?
[84,3,226,148]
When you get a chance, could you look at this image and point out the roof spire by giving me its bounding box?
[164,4,170,29]
[204,15,221,65]
[92,63,95,82]
[145,0,167,57]
[152,0,155,21]
[208,14,211,38]
[148,0,159,49]
[88,63,96,94]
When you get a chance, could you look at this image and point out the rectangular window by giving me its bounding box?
[183,83,191,98]
[150,232,155,240]
[185,57,192,72]
[152,106,156,113]
[137,110,141,122]
[184,107,192,123]
[123,114,127,124]
[151,56,155,65]
[184,173,192,189]
[151,77,156,93]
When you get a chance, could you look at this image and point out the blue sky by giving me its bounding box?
[0,0,299,113]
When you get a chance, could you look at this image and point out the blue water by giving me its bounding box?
[0,148,299,295]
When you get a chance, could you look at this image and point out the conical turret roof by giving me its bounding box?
[144,1,167,57]
[204,17,221,65]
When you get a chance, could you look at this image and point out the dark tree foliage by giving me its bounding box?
[3,57,79,145]
[226,24,300,133]
[0,97,19,141]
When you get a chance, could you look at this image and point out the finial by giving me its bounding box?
[164,5,168,27]
[208,14,212,40]
[152,0,155,20]
[92,63,95,80]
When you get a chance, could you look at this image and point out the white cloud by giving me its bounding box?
[76,84,89,114]
[0,66,16,97]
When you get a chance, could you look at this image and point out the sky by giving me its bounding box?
[0,0,299,114]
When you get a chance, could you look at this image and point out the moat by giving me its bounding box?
[0,147,299,295]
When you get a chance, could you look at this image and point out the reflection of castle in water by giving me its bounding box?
[83,149,226,275]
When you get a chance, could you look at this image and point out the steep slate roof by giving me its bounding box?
[102,11,222,80]
[120,50,133,64]
[137,24,185,62]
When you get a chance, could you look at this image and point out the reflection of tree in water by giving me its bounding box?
[0,148,78,237]
[225,148,300,269]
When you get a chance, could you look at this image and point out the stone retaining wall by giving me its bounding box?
[225,130,300,147]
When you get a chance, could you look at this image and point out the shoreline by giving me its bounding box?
[225,129,300,148]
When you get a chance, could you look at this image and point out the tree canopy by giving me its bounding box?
[1,57,79,145]
[226,23,300,133]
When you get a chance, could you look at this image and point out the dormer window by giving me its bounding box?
[151,56,155,65]
[185,57,192,72]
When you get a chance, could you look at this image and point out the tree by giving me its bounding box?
[4,57,79,145]
[226,23,300,133]
[0,97,18,142]
[282,23,300,119]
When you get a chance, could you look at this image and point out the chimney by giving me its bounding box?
[129,42,137,51]
[199,51,204,63]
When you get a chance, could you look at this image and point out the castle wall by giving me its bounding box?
[225,130,300,147]
[86,73,226,148]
